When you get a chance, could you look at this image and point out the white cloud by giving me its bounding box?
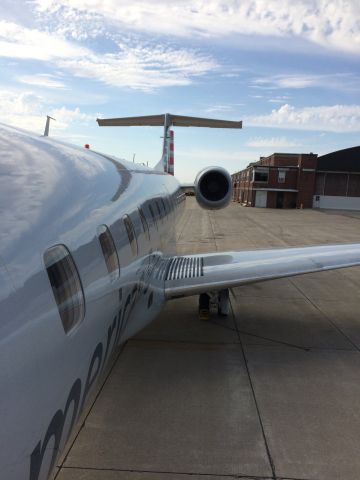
[248,103,360,133]
[0,89,93,133]
[204,102,245,115]
[51,106,93,129]
[269,96,291,103]
[254,74,320,89]
[16,73,66,89]
[253,73,359,91]
[246,137,300,148]
[32,0,360,54]
[0,19,217,91]
[59,44,217,91]
[205,104,235,114]
[0,20,88,60]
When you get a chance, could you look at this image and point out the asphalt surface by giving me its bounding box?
[55,198,360,480]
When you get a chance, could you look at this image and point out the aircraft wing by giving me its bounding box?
[164,243,360,299]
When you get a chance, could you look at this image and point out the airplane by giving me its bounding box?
[1,113,360,480]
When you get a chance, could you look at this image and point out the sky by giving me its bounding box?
[0,0,359,182]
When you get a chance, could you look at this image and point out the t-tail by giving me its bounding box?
[97,113,242,176]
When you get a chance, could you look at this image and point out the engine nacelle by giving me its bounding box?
[194,166,232,210]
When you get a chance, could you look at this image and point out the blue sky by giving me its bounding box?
[0,0,359,182]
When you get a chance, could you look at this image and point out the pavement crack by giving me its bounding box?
[229,293,277,480]
[208,318,309,351]
[208,210,220,252]
[176,207,194,243]
[60,465,272,479]
[54,342,128,478]
[288,278,360,353]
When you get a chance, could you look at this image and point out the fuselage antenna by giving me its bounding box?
[43,115,56,137]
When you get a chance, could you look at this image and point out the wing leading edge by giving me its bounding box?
[164,244,360,299]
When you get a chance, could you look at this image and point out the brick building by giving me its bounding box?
[232,152,317,209]
[232,146,360,210]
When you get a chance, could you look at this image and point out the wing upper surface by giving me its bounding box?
[164,244,360,299]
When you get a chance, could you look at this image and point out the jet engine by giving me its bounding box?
[194,166,232,210]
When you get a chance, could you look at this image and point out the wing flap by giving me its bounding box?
[165,244,360,299]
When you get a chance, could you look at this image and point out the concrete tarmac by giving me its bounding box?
[56,199,360,480]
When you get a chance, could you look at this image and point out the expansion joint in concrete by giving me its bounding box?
[54,343,128,479]
[229,293,277,480]
[289,278,360,353]
[60,465,275,479]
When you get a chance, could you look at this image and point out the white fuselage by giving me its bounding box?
[0,124,185,480]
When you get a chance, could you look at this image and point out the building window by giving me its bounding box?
[123,214,138,256]
[278,170,286,183]
[97,225,120,280]
[254,167,269,182]
[44,245,85,334]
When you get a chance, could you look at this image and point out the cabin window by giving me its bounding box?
[149,204,157,227]
[97,225,120,280]
[165,197,172,214]
[168,196,173,212]
[44,245,85,334]
[155,200,162,220]
[123,214,138,256]
[138,207,150,240]
[161,198,167,216]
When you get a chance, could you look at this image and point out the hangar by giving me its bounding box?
[314,146,360,210]
[232,146,360,210]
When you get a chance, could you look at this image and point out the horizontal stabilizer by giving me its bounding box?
[172,115,242,128]
[97,114,165,127]
[97,113,242,129]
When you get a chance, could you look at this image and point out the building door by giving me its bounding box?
[255,191,267,208]
[276,192,284,209]
[313,195,320,208]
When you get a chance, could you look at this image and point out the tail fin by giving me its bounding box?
[97,113,242,176]
[161,127,174,175]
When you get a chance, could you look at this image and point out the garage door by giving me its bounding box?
[255,191,267,208]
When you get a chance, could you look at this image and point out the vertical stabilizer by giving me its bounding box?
[161,123,175,175]
[168,130,174,176]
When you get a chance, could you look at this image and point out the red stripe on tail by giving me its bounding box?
[168,130,174,176]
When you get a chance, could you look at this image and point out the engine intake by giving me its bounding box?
[194,166,232,210]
